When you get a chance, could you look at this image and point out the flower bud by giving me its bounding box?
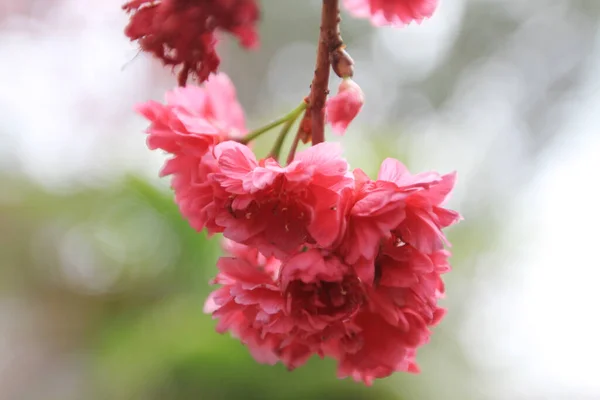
[331,46,355,78]
[325,78,364,135]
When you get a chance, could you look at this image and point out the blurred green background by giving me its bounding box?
[2,1,600,399]
[0,167,475,400]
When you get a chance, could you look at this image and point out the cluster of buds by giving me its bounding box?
[125,0,458,385]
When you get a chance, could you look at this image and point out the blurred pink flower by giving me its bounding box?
[343,0,437,26]
[326,78,364,135]
[136,73,246,233]
[123,0,260,85]
[161,151,225,233]
[136,72,246,157]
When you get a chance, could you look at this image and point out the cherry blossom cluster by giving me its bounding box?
[125,0,458,385]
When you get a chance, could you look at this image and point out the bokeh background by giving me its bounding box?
[1,0,600,399]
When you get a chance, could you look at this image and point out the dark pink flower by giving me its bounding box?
[123,0,260,85]
[280,250,365,336]
[209,141,354,258]
[326,78,364,135]
[343,0,438,26]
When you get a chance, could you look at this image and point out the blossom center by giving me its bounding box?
[286,275,364,321]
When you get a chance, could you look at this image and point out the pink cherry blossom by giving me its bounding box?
[204,242,313,369]
[280,249,365,336]
[329,238,450,384]
[206,235,453,384]
[162,151,225,233]
[137,73,247,234]
[206,246,365,370]
[343,0,438,26]
[136,72,246,157]
[378,158,461,254]
[372,238,449,322]
[127,0,461,386]
[337,158,460,282]
[334,312,421,385]
[335,168,409,274]
[326,78,364,135]
[204,239,332,370]
[209,141,354,258]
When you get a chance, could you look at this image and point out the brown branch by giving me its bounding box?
[309,0,342,146]
[285,0,343,161]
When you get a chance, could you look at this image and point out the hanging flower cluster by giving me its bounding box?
[125,0,459,385]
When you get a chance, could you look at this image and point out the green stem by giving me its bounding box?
[240,103,306,144]
[268,103,307,160]
[286,127,302,165]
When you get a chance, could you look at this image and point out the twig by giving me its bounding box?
[286,129,302,165]
[309,0,342,146]
[268,103,307,160]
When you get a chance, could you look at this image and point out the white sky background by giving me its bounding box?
[0,0,166,190]
[463,32,600,398]
[1,0,600,399]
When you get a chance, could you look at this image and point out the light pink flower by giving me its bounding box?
[162,151,226,233]
[137,73,247,233]
[136,72,246,157]
[209,141,354,258]
[200,74,247,140]
[326,78,364,135]
[343,0,437,26]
